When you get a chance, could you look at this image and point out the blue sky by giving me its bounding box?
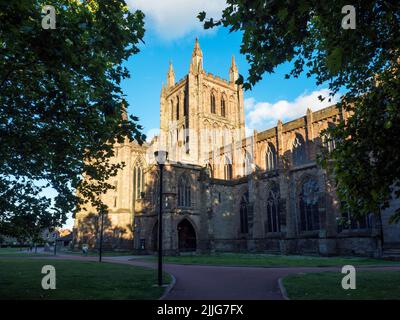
[64,0,339,229]
[122,0,339,140]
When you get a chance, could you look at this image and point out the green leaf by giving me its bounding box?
[326,47,343,75]
[197,11,206,22]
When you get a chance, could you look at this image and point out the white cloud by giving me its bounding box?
[244,97,255,111]
[245,89,340,132]
[127,0,226,40]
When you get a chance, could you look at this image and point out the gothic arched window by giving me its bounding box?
[176,97,180,120]
[240,192,249,233]
[184,94,188,117]
[292,133,307,166]
[224,157,233,180]
[299,178,320,231]
[324,123,337,153]
[337,201,371,232]
[133,162,145,200]
[206,163,214,178]
[178,175,191,207]
[212,125,218,146]
[266,143,277,171]
[221,98,226,117]
[211,94,216,114]
[243,151,252,175]
[185,126,189,148]
[266,184,280,233]
[182,125,186,145]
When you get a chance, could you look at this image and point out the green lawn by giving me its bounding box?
[0,247,47,257]
[0,247,135,258]
[63,249,135,257]
[0,259,170,299]
[148,253,399,267]
[282,271,400,299]
[0,247,25,254]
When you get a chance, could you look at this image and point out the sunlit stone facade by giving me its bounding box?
[74,39,400,256]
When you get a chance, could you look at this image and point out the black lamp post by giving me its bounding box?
[154,150,168,286]
[99,208,105,262]
[53,232,57,256]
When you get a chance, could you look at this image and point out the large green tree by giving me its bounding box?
[0,0,145,237]
[199,1,400,222]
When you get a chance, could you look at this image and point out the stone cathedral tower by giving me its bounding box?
[159,38,245,166]
[75,37,400,255]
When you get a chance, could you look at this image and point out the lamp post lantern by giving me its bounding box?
[154,150,168,286]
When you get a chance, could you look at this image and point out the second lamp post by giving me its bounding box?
[154,150,168,286]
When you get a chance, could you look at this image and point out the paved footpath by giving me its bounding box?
[25,253,400,300]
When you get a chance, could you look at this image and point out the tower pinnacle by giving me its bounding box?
[167,60,175,88]
[229,55,239,84]
[192,37,203,58]
[121,100,128,120]
[190,37,203,74]
[231,55,237,69]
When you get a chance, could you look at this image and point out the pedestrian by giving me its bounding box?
[82,244,88,255]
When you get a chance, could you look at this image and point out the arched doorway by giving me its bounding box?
[177,219,196,252]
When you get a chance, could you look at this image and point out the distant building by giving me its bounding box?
[58,232,73,247]
[41,228,59,242]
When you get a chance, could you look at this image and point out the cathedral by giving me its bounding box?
[74,39,400,257]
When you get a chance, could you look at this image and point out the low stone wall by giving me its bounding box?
[336,236,379,257]
[205,237,380,257]
[73,237,134,251]
[284,238,319,255]
[211,239,248,252]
